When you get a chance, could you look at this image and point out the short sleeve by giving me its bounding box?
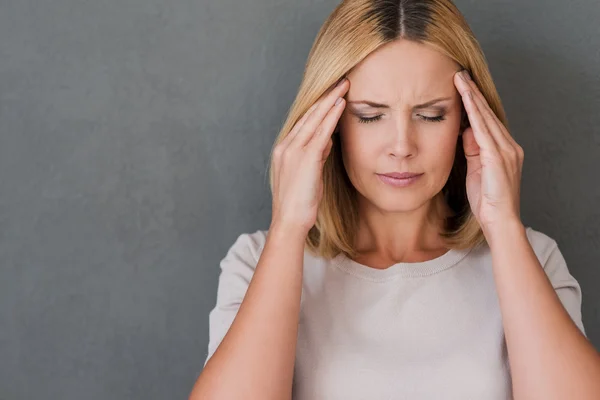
[526,227,586,337]
[203,229,268,367]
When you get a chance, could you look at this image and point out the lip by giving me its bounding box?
[379,172,423,179]
[376,172,423,187]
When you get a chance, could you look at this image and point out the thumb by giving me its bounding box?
[322,138,333,162]
[462,127,481,172]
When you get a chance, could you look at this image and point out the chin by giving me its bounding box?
[365,189,428,213]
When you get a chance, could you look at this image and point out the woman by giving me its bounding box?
[190,0,600,399]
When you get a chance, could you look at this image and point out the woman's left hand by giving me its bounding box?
[454,69,524,238]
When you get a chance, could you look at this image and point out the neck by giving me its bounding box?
[354,192,452,261]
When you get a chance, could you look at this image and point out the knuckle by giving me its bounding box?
[305,104,318,118]
[273,145,284,158]
[510,145,522,159]
[283,144,298,158]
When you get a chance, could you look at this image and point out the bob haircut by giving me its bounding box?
[268,0,509,260]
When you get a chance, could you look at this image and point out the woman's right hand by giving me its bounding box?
[270,77,350,235]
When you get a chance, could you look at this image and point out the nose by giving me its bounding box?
[388,117,417,159]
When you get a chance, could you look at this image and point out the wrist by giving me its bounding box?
[483,218,526,248]
[268,220,309,243]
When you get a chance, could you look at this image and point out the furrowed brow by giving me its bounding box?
[347,96,452,110]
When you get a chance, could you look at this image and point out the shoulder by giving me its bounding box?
[523,225,560,266]
[474,225,566,275]
[471,225,557,263]
[220,229,269,271]
[522,225,586,336]
[228,229,269,257]
[522,225,580,286]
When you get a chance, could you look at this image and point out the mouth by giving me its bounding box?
[376,172,423,187]
[378,172,423,179]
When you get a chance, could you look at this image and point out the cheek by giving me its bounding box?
[419,112,462,163]
[427,129,459,162]
[422,134,461,194]
[338,132,377,192]
[339,129,379,173]
[338,117,383,161]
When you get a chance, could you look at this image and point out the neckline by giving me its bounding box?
[331,246,475,281]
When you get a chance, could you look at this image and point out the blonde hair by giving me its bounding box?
[268,0,508,259]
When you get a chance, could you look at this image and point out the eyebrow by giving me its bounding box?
[347,96,452,110]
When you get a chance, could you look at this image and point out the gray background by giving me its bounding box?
[1,0,598,398]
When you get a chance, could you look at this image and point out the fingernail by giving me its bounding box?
[335,97,342,106]
[336,77,347,87]
[461,70,471,81]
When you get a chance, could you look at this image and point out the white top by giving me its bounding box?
[204,226,586,399]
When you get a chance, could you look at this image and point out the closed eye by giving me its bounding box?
[357,114,446,124]
[357,115,383,124]
[419,115,446,123]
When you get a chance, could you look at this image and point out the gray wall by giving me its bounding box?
[0,0,598,398]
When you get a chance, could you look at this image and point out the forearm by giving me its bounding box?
[486,221,600,400]
[191,224,307,400]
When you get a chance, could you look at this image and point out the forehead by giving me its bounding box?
[346,39,460,101]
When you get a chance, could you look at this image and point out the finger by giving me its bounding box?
[468,89,514,152]
[322,138,333,162]
[279,102,318,152]
[272,88,331,186]
[456,71,525,168]
[458,85,499,153]
[462,126,480,158]
[307,96,345,153]
[462,127,483,177]
[292,78,349,148]
[455,71,517,150]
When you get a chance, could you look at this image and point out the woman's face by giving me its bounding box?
[338,39,463,213]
